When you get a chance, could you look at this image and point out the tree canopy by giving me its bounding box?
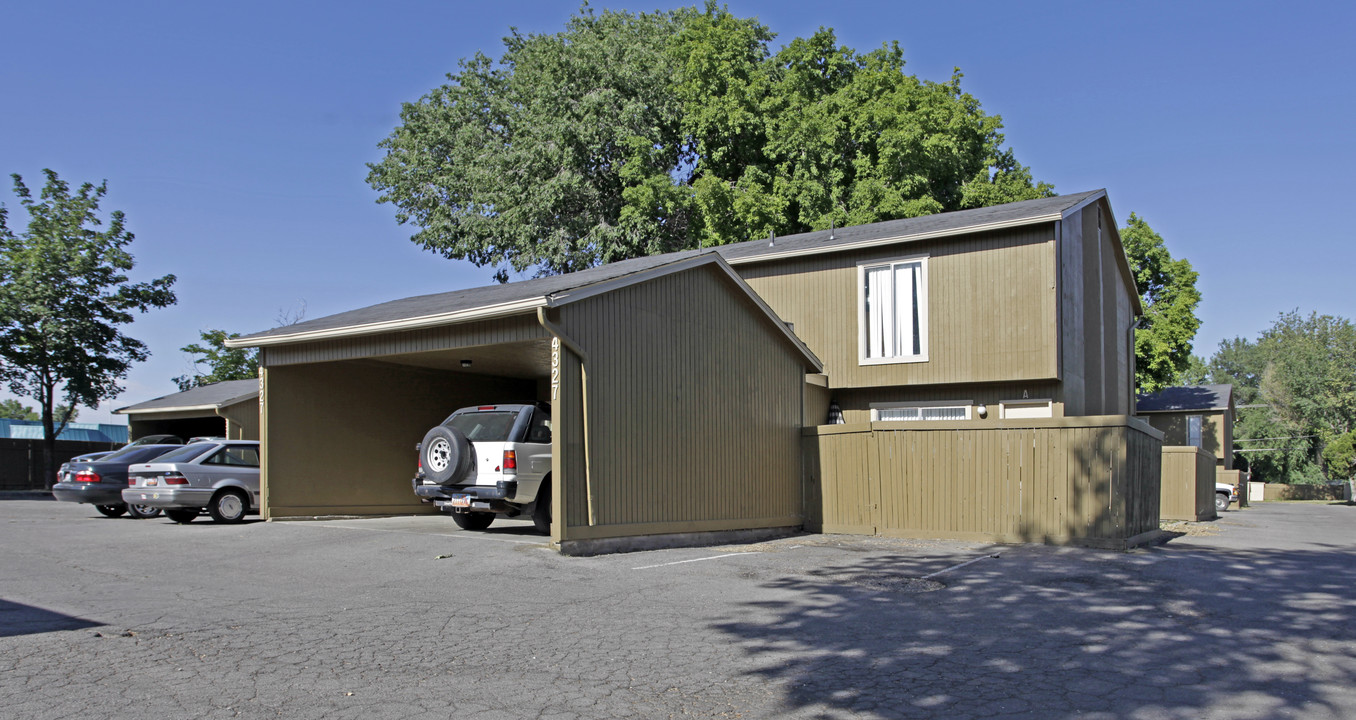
[1120,213,1201,393]
[1206,311,1356,483]
[0,169,176,485]
[173,329,260,392]
[367,3,1052,281]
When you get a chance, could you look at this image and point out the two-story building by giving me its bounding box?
[231,189,1163,553]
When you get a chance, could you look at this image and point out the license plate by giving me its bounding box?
[449,495,471,508]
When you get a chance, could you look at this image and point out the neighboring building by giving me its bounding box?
[1136,384,1235,469]
[0,419,128,444]
[114,379,260,441]
[230,190,1162,552]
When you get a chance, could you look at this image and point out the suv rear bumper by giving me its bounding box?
[413,478,519,512]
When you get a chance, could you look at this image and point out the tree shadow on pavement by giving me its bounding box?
[711,541,1356,719]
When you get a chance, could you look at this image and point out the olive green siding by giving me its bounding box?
[260,361,536,518]
[259,315,549,367]
[737,225,1060,389]
[1160,445,1216,522]
[804,417,1163,548]
[549,265,807,545]
[1142,410,1233,469]
[1059,199,1136,416]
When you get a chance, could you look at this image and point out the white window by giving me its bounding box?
[859,256,928,364]
[870,402,971,422]
[1000,400,1053,419]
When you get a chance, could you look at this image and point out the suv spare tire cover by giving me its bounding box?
[421,425,474,485]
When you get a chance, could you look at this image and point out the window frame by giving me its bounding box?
[869,400,972,422]
[857,254,930,366]
[999,399,1054,419]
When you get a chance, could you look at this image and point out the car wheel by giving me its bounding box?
[208,489,249,523]
[165,509,199,524]
[94,504,127,518]
[1215,493,1230,513]
[450,511,494,531]
[420,426,473,485]
[532,479,551,535]
[127,504,162,519]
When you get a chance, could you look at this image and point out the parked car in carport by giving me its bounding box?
[413,403,552,533]
[124,440,260,523]
[52,444,184,518]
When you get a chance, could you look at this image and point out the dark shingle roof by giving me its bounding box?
[234,190,1105,344]
[1136,385,1234,413]
[714,190,1105,264]
[115,379,259,414]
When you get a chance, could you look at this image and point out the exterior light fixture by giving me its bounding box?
[460,359,472,368]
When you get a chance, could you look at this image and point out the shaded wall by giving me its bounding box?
[803,416,1163,549]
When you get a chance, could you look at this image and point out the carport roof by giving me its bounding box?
[229,253,822,371]
[115,379,259,415]
[1136,385,1234,413]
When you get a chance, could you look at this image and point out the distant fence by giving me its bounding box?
[1261,483,1348,502]
[1160,446,1216,522]
[0,438,122,491]
[802,415,1164,549]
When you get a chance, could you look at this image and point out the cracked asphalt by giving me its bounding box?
[2,498,1353,719]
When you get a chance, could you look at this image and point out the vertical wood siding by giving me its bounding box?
[1160,445,1217,521]
[554,265,807,541]
[737,226,1059,388]
[261,315,550,366]
[803,417,1162,547]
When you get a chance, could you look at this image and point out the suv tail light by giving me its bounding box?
[164,474,189,485]
[74,470,101,483]
[502,450,517,474]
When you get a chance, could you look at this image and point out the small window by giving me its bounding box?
[1187,415,1203,448]
[871,402,971,422]
[1000,400,1053,419]
[859,256,929,364]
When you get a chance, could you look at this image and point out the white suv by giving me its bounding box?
[412,403,552,533]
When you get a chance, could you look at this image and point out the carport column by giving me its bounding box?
[539,308,595,544]
[257,365,271,520]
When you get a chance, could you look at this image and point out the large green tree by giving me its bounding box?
[173,329,260,392]
[1207,311,1356,483]
[0,170,177,487]
[367,3,1051,280]
[1120,213,1201,393]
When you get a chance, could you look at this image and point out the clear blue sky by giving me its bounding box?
[3,1,1353,424]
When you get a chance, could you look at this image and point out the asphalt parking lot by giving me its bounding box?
[2,499,1353,720]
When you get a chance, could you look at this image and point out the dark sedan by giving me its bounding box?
[52,444,183,518]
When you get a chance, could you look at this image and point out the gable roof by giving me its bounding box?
[713,189,1106,265]
[115,379,259,415]
[228,253,822,371]
[1136,385,1234,413]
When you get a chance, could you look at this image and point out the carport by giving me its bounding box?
[229,252,822,554]
[114,379,260,441]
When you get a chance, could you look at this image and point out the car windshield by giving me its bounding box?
[100,445,179,463]
[145,443,217,464]
[446,411,518,442]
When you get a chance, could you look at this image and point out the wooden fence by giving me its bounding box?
[803,416,1163,549]
[0,438,120,491]
[1160,446,1217,521]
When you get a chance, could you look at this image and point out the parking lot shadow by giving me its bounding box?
[712,542,1356,719]
[0,599,101,638]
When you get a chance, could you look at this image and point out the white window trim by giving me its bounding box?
[870,400,972,422]
[999,399,1054,419]
[857,254,930,366]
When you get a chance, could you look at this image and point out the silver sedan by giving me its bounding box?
[124,441,260,523]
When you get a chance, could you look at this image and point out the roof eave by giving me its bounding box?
[226,297,550,348]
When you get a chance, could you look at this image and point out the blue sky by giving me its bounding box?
[3,1,1353,424]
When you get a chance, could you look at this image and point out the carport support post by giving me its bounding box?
[539,308,596,541]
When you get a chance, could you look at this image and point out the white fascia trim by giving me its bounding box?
[1057,189,1107,221]
[225,297,549,348]
[115,394,259,415]
[724,214,1063,266]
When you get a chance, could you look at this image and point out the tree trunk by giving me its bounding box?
[41,384,57,491]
